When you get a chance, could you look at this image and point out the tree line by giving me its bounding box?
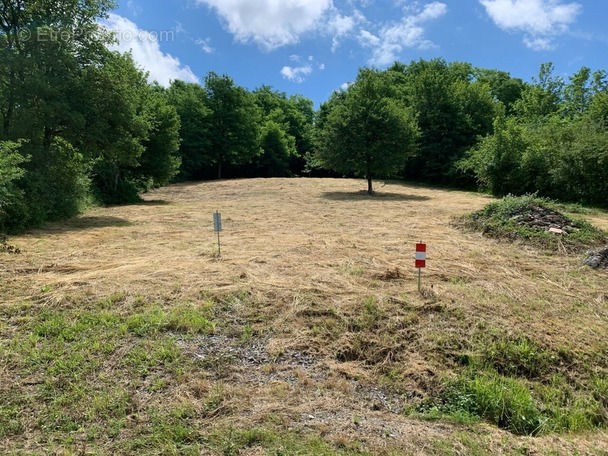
[1,1,607,233]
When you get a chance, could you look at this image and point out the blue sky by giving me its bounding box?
[104,0,607,107]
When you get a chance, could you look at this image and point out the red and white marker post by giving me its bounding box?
[415,242,427,292]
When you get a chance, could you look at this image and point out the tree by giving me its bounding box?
[82,51,151,203]
[514,63,563,120]
[253,86,314,176]
[166,80,211,179]
[474,68,524,114]
[316,68,418,194]
[137,86,181,189]
[0,0,120,221]
[0,140,28,232]
[391,59,498,183]
[458,114,532,196]
[257,120,297,177]
[203,72,260,179]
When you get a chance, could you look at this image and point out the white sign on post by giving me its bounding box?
[213,211,222,256]
[213,211,222,232]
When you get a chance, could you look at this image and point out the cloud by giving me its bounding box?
[326,10,360,51]
[126,0,142,16]
[102,14,198,86]
[281,65,313,83]
[479,0,582,50]
[196,0,332,50]
[281,54,322,83]
[360,2,447,65]
[196,38,215,54]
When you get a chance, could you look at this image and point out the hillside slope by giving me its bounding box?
[1,178,607,455]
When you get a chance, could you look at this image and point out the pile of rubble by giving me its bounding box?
[511,205,579,235]
[0,235,21,254]
[583,246,608,269]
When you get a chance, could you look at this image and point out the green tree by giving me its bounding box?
[137,86,181,189]
[253,86,314,176]
[0,0,117,222]
[514,63,563,120]
[204,72,260,179]
[316,68,418,194]
[166,80,211,179]
[562,66,592,118]
[458,113,532,196]
[82,51,150,203]
[392,59,498,183]
[474,68,524,115]
[257,120,297,177]
[0,140,28,232]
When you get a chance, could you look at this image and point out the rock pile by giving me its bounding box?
[0,235,21,254]
[511,205,579,235]
[583,246,608,269]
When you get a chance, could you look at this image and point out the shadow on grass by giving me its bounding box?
[40,216,133,233]
[321,190,431,202]
[131,199,171,206]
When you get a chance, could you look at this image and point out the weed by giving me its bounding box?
[482,336,556,379]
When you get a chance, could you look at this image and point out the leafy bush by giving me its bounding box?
[0,141,29,233]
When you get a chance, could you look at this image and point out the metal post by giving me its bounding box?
[213,210,222,257]
[217,226,221,257]
[418,268,421,292]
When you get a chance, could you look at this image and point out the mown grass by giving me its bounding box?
[2,178,608,454]
[0,293,400,455]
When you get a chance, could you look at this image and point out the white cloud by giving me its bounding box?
[281,55,323,82]
[103,14,198,86]
[326,11,358,51]
[524,36,555,50]
[281,65,313,83]
[480,0,581,50]
[361,2,447,65]
[359,29,380,47]
[196,0,332,50]
[196,38,215,54]
[126,0,141,16]
[194,0,445,63]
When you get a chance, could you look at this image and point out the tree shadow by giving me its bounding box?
[321,190,431,202]
[37,216,133,234]
[131,199,171,206]
[106,199,171,208]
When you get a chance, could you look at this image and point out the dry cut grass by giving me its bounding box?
[1,178,607,455]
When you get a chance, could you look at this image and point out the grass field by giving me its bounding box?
[1,178,607,455]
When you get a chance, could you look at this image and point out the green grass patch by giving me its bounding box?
[206,427,372,456]
[458,194,607,250]
[480,336,557,379]
[0,295,218,454]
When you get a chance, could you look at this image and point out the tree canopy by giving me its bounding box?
[316,68,418,194]
[1,0,607,232]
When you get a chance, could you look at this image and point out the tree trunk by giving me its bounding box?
[367,176,373,195]
[217,160,222,180]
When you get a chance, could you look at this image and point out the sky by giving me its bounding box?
[103,0,607,107]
